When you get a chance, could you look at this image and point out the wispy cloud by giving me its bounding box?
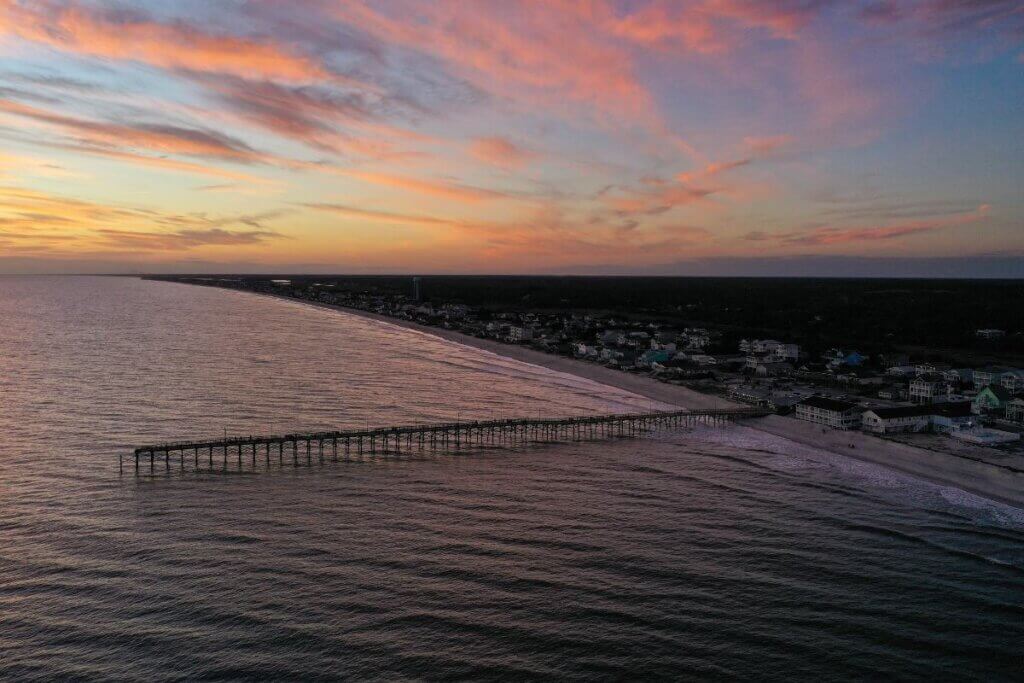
[95,227,283,250]
[0,186,288,254]
[469,137,537,169]
[0,98,259,162]
[751,204,991,246]
[0,0,341,83]
[0,1,1019,273]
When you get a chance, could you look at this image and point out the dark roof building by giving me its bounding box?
[799,396,860,413]
[795,396,862,429]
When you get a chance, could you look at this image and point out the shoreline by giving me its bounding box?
[178,282,1024,509]
[267,291,740,412]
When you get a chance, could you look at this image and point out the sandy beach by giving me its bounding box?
[247,289,1024,509]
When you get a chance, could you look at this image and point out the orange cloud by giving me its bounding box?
[94,227,282,251]
[62,145,269,182]
[469,137,537,169]
[0,1,335,83]
[300,163,508,202]
[303,200,713,269]
[0,185,286,254]
[303,203,464,228]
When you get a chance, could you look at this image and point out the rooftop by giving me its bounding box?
[799,396,860,412]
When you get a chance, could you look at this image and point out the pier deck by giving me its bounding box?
[125,407,769,473]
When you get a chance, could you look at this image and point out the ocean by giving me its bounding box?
[0,276,1022,680]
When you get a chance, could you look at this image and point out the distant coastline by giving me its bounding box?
[157,278,1024,509]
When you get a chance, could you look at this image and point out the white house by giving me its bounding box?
[863,402,974,435]
[909,376,948,404]
[861,405,933,434]
[795,397,862,430]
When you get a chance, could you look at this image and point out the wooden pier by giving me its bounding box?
[125,407,769,474]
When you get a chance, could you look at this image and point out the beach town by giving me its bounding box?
[161,276,1024,467]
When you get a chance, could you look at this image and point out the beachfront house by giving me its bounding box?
[861,406,933,434]
[795,397,863,430]
[929,403,976,433]
[973,384,1012,415]
[862,402,975,435]
[1006,398,1024,423]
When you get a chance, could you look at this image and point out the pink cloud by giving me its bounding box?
[0,1,342,84]
[0,98,259,162]
[469,137,537,169]
[334,1,661,129]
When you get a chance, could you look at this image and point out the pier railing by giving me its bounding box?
[125,407,769,473]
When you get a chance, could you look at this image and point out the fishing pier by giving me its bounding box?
[126,407,768,474]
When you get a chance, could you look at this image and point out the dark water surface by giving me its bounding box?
[0,276,1022,681]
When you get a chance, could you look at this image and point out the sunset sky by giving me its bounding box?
[1,0,1021,275]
